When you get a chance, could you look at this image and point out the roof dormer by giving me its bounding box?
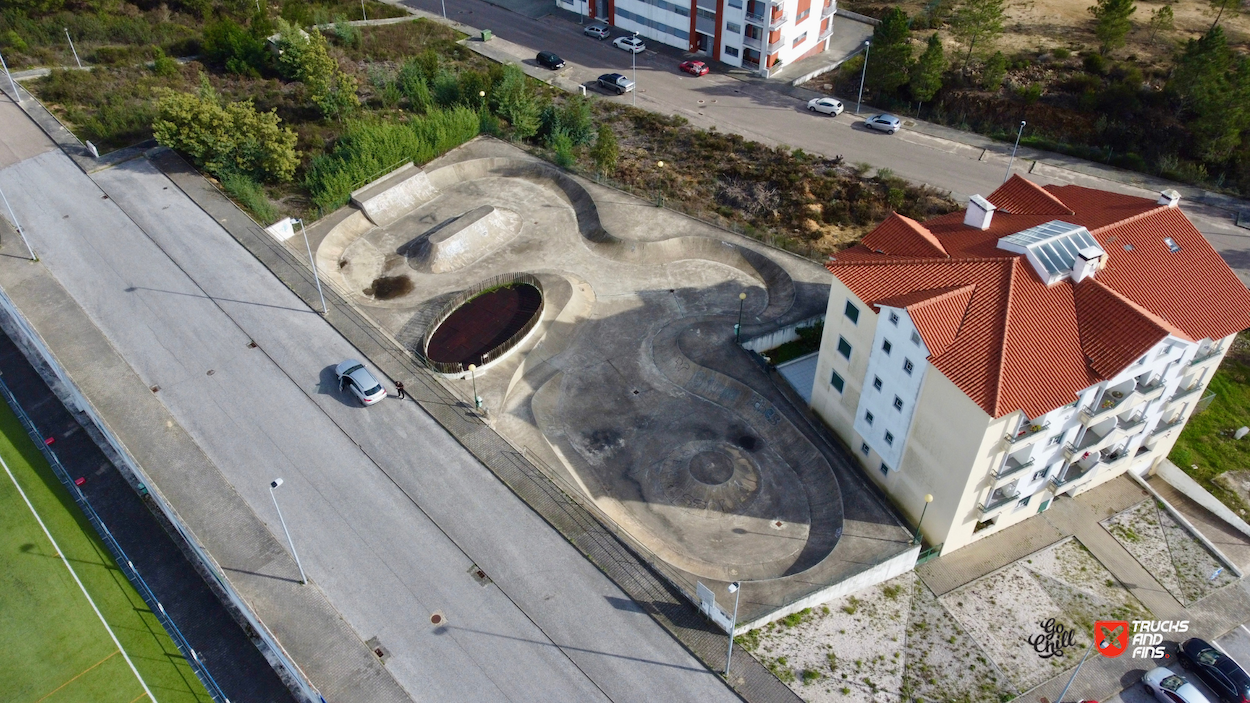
[997,220,1104,285]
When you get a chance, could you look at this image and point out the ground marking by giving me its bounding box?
[35,649,119,703]
[0,451,157,703]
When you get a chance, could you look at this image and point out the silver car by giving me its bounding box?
[864,113,902,134]
[335,360,387,406]
[584,23,610,39]
[1143,666,1212,703]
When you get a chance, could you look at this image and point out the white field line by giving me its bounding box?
[0,450,157,703]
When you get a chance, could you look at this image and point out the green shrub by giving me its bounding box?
[333,18,361,48]
[220,171,279,224]
[431,70,461,107]
[277,24,359,118]
[203,19,267,77]
[981,51,1007,90]
[489,64,540,140]
[590,123,618,175]
[1017,82,1043,103]
[1,30,28,52]
[550,128,575,168]
[369,67,401,108]
[151,47,180,77]
[1083,51,1108,74]
[305,106,480,211]
[1052,47,1071,59]
[457,69,490,110]
[398,60,433,112]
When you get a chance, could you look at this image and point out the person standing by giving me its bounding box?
[394,381,405,400]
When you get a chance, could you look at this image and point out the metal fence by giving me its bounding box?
[417,272,545,374]
[0,375,233,703]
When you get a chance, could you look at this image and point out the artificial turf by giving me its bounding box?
[0,399,210,703]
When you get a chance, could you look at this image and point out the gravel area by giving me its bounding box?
[1102,499,1238,605]
[938,537,1149,692]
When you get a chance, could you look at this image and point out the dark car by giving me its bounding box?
[537,51,565,69]
[1178,638,1250,703]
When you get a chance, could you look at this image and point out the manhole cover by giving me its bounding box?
[430,611,446,626]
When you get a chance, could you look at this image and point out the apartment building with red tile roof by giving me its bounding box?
[808,176,1250,554]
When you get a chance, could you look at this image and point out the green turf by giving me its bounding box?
[1169,331,1250,516]
[0,399,211,703]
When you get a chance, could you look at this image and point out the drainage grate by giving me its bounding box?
[468,564,492,586]
[365,636,390,664]
[429,611,446,626]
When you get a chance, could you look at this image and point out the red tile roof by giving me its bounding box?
[827,178,1250,418]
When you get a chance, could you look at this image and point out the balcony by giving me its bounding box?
[742,58,760,69]
[768,11,789,29]
[768,0,783,6]
[1169,384,1201,404]
[745,10,765,24]
[743,34,762,49]
[1135,378,1166,401]
[818,24,833,40]
[993,456,1034,481]
[1051,464,1092,491]
[1005,421,1050,445]
[1117,416,1146,436]
[1081,391,1129,423]
[1152,417,1184,436]
[979,489,1020,514]
[1190,346,1223,366]
[767,37,786,53]
[821,2,836,17]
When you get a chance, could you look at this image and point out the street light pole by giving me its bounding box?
[632,33,638,107]
[1055,637,1100,703]
[440,0,447,18]
[735,291,747,342]
[65,28,82,69]
[0,183,37,260]
[724,581,741,676]
[1004,120,1026,183]
[0,48,18,102]
[269,479,307,585]
[360,0,367,21]
[855,40,870,115]
[468,363,482,410]
[912,493,933,545]
[294,218,327,314]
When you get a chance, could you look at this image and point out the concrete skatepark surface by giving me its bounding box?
[314,138,915,623]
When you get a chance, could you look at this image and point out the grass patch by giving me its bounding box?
[220,171,280,224]
[1170,331,1250,515]
[0,400,210,702]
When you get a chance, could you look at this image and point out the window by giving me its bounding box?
[1049,433,1063,446]
[1033,469,1048,481]
[796,7,810,20]
[911,330,922,346]
[903,359,914,375]
[889,312,899,326]
[879,462,890,476]
[882,339,892,355]
[1016,496,1031,509]
[865,411,874,425]
[884,431,894,445]
[873,376,883,391]
[837,336,852,360]
[1164,237,1181,253]
[893,396,904,411]
[830,370,845,393]
[726,21,741,33]
[861,442,870,456]
[844,300,859,324]
[728,0,742,7]
[791,32,807,47]
[614,8,691,36]
[724,45,739,56]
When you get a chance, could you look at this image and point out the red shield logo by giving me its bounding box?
[1095,620,1129,657]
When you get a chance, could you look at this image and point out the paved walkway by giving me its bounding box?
[1149,476,1250,572]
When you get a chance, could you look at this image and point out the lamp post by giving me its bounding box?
[360,0,367,20]
[855,40,870,115]
[656,160,665,205]
[724,581,741,676]
[735,292,747,342]
[468,363,482,410]
[1004,120,1026,183]
[269,479,307,585]
[912,493,933,545]
[294,218,327,314]
[631,32,639,107]
[440,0,447,18]
[0,47,19,102]
[0,183,37,260]
[65,29,82,69]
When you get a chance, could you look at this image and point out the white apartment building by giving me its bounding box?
[809,176,1250,556]
[558,0,836,74]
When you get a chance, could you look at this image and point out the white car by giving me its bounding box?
[807,97,844,116]
[1142,666,1212,703]
[335,360,388,406]
[613,35,645,53]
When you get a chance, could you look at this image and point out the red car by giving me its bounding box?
[679,60,709,76]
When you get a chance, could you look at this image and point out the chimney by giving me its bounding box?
[964,194,996,230]
[1157,189,1181,208]
[1072,245,1105,283]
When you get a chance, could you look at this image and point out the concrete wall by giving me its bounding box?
[741,313,823,354]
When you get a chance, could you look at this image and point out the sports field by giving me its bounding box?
[0,400,211,703]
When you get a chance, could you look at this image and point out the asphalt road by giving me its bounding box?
[0,143,737,701]
[401,0,1250,284]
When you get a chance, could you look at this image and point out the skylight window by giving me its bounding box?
[997,220,1103,284]
[1164,237,1181,253]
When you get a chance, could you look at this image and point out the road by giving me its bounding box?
[401,0,1250,284]
[1100,614,1250,703]
[0,100,737,702]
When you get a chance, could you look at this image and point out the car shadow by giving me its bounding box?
[318,365,360,407]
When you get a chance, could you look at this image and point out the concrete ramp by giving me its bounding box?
[350,163,438,227]
[405,205,522,273]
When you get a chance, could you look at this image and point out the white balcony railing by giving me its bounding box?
[821,2,835,17]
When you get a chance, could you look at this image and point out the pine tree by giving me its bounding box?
[909,34,946,112]
[950,0,1005,71]
[590,124,619,177]
[1148,3,1174,43]
[1088,0,1136,55]
[866,8,914,97]
[1168,26,1250,159]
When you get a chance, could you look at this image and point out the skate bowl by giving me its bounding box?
[420,272,545,375]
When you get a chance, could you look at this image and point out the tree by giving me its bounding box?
[152,77,299,182]
[950,0,1006,70]
[909,33,946,111]
[590,124,619,176]
[489,65,540,140]
[1168,27,1250,160]
[866,8,914,96]
[277,24,359,119]
[1148,3,1174,43]
[981,50,1007,89]
[1088,0,1136,55]
[398,59,433,112]
[203,19,267,77]
[1209,0,1245,29]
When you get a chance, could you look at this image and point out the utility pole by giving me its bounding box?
[65,28,82,69]
[724,582,741,676]
[1005,120,1026,183]
[0,48,18,102]
[856,40,870,115]
[0,183,37,260]
[294,218,327,314]
[269,479,307,585]
[632,33,638,107]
